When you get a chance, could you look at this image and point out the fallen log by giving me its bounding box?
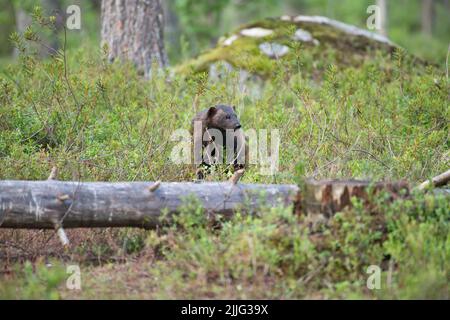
[1,176,446,232]
[0,180,299,229]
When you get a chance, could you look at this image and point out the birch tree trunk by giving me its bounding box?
[100,0,168,77]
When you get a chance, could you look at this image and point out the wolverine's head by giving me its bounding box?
[206,105,241,131]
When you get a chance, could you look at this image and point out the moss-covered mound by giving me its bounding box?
[176,15,426,78]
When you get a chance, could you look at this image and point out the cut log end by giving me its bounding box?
[303,179,410,216]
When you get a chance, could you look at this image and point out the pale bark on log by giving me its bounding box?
[0,181,298,229]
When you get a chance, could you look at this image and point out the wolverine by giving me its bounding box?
[191,104,246,179]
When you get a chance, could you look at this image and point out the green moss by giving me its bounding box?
[175,16,426,79]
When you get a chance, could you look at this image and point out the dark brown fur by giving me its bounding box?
[191,105,245,179]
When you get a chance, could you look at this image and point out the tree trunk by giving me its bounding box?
[100,0,168,77]
[421,0,435,36]
[0,180,299,229]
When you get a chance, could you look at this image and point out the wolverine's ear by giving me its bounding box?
[207,106,218,118]
[232,105,236,111]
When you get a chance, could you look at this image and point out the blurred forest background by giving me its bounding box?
[0,0,449,65]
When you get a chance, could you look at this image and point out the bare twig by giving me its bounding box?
[48,166,58,180]
[229,169,245,185]
[56,225,70,247]
[148,181,161,192]
[48,165,73,247]
[417,169,450,191]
